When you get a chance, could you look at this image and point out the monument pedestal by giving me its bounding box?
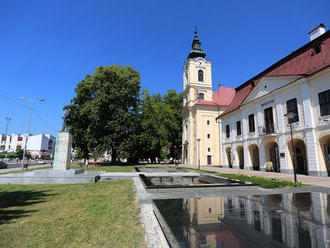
[0,131,102,184]
[53,131,72,170]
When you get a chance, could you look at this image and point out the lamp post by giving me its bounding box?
[20,97,45,170]
[4,117,11,161]
[285,112,297,183]
[5,117,11,136]
[197,138,201,170]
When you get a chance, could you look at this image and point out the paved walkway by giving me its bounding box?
[179,164,330,188]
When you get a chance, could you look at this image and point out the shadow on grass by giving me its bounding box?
[0,190,54,225]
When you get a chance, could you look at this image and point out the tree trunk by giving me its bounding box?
[112,148,117,164]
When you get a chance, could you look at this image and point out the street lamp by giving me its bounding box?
[197,138,201,170]
[285,112,297,183]
[4,117,11,161]
[20,97,45,170]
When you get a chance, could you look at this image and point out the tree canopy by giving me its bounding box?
[64,65,141,162]
[64,65,182,164]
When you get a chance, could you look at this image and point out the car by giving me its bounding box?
[0,161,8,169]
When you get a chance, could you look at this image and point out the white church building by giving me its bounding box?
[183,24,330,177]
[220,24,330,177]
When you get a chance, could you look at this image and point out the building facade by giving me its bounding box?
[182,24,330,177]
[0,133,56,158]
[182,29,235,166]
[220,24,330,177]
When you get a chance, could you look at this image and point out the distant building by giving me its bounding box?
[0,133,55,158]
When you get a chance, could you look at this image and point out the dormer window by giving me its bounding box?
[198,70,204,82]
[199,93,204,100]
[313,43,322,55]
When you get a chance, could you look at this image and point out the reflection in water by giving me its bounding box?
[154,192,330,248]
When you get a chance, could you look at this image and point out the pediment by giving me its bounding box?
[242,76,301,105]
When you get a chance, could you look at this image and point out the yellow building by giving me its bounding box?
[182,29,235,166]
[183,25,330,176]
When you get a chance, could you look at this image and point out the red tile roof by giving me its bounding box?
[196,86,235,107]
[220,30,330,117]
[212,86,236,106]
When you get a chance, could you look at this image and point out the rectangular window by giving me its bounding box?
[236,121,241,136]
[248,114,255,132]
[17,137,23,141]
[199,93,204,100]
[318,89,330,116]
[286,98,299,123]
[226,125,230,138]
[207,134,210,139]
[208,148,210,152]
[207,120,210,125]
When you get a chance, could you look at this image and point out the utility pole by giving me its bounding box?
[20,97,45,169]
[285,112,297,183]
[3,117,11,161]
[5,117,11,136]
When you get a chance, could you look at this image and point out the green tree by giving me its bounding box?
[131,89,182,163]
[163,90,183,161]
[15,149,31,160]
[64,65,141,163]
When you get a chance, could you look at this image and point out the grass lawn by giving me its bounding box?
[173,166,305,188]
[0,180,146,248]
[216,173,305,188]
[0,166,52,175]
[73,165,138,173]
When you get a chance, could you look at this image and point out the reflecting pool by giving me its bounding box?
[153,192,330,248]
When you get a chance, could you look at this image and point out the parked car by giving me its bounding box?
[0,161,8,169]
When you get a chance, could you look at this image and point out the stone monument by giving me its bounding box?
[0,119,101,184]
[53,131,72,170]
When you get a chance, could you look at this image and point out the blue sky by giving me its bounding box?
[1,0,329,136]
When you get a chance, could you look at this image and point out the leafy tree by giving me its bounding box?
[130,89,182,163]
[163,90,183,161]
[64,65,141,163]
[15,149,31,160]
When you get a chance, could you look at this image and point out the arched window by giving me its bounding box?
[198,70,204,82]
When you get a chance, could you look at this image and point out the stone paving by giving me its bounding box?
[132,168,330,248]
[179,164,330,188]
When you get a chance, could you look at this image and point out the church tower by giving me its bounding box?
[182,28,224,167]
[183,28,213,106]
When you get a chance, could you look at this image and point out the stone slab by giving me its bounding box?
[0,169,101,184]
[34,168,85,176]
[133,177,169,248]
[100,172,200,180]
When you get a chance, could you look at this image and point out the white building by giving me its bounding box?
[0,133,55,158]
[219,24,330,176]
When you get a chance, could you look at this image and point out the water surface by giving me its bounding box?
[154,192,330,248]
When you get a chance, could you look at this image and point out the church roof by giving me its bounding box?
[196,86,235,107]
[188,27,206,59]
[219,29,330,117]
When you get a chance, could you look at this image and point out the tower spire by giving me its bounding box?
[188,26,206,59]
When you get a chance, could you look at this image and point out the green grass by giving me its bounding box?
[174,166,305,188]
[0,166,52,175]
[0,180,146,248]
[71,165,138,172]
[216,173,305,188]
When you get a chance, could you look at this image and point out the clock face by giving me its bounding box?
[198,60,204,67]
